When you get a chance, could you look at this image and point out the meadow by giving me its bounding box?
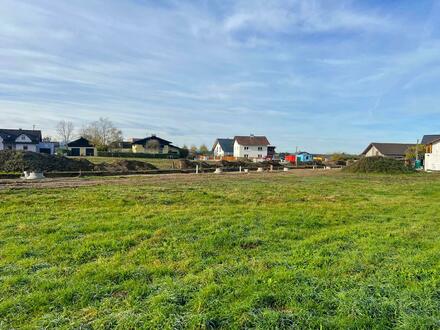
[0,171,439,329]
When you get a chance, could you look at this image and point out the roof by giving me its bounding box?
[234,135,270,146]
[361,143,415,156]
[0,129,42,143]
[421,135,440,145]
[132,135,172,145]
[296,151,312,155]
[213,138,234,153]
[67,137,94,148]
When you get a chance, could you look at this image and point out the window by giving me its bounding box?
[23,145,28,151]
[22,135,26,140]
[258,154,262,158]
[258,147,263,151]
[244,154,249,158]
[244,146,249,150]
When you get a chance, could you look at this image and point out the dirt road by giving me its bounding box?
[0,169,339,190]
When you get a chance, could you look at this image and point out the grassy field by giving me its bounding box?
[1,172,440,328]
[71,156,181,169]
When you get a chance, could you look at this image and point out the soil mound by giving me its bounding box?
[0,150,94,172]
[343,156,413,174]
[177,160,214,169]
[94,160,157,172]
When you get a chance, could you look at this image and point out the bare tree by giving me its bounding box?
[80,117,123,148]
[56,120,75,145]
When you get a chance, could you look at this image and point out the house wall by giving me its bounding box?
[132,144,179,154]
[15,144,37,152]
[0,136,3,150]
[213,143,224,158]
[132,145,144,153]
[233,141,267,159]
[365,146,384,157]
[297,153,313,162]
[425,141,440,171]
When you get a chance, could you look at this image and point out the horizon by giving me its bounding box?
[2,0,440,154]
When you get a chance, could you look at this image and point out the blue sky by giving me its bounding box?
[1,0,439,153]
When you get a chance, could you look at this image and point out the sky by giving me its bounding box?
[1,0,440,153]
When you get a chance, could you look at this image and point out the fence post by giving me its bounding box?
[196,165,199,174]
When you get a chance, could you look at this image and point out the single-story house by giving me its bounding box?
[233,135,271,159]
[423,136,440,171]
[67,137,97,156]
[296,151,314,163]
[0,128,55,154]
[361,143,415,160]
[212,138,234,159]
[132,134,180,155]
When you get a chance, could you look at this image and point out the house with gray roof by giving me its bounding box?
[361,142,415,160]
[0,128,55,154]
[212,138,234,159]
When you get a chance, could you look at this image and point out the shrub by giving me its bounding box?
[343,156,414,174]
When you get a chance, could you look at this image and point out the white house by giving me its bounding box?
[0,129,41,152]
[233,135,270,159]
[212,138,234,159]
[424,137,440,171]
[0,129,56,154]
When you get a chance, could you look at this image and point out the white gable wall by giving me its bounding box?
[213,142,224,158]
[15,134,33,143]
[233,140,267,159]
[425,141,440,171]
[365,145,383,157]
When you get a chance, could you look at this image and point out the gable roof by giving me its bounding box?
[132,135,172,146]
[421,135,440,145]
[361,143,415,156]
[234,136,270,146]
[0,129,42,143]
[213,138,234,153]
[67,137,94,148]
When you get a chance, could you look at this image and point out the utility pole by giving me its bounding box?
[415,139,419,169]
[295,146,298,168]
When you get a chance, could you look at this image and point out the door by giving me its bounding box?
[70,148,80,156]
[39,148,51,154]
[85,148,95,156]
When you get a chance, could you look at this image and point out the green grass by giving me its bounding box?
[71,156,180,169]
[1,172,440,328]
